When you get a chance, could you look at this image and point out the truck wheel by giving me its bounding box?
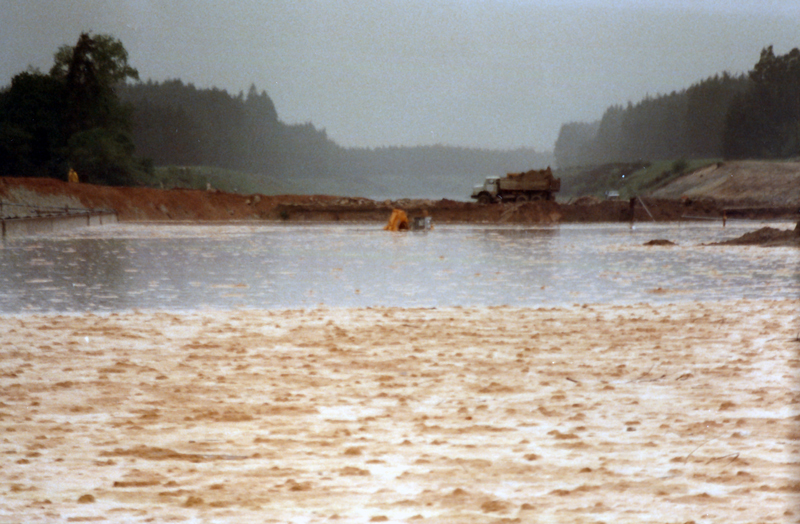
[530,193,544,201]
[516,194,529,202]
[477,194,492,205]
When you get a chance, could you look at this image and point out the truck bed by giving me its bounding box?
[498,168,558,191]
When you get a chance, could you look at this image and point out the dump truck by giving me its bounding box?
[471,167,560,204]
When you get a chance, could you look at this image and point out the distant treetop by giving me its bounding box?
[50,33,139,86]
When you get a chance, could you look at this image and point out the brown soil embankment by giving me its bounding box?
[0,176,334,221]
[5,176,791,225]
[710,223,800,247]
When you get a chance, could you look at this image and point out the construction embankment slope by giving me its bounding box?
[650,160,800,208]
[1,160,798,225]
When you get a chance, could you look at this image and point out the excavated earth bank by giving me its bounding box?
[2,175,797,225]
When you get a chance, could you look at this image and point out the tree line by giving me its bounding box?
[119,80,551,198]
[0,33,551,197]
[555,46,800,167]
[4,34,796,191]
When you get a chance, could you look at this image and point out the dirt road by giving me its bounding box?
[2,300,798,522]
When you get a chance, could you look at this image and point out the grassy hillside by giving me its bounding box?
[144,166,303,195]
[144,165,394,198]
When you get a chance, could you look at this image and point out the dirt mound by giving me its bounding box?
[711,223,800,247]
[570,195,602,206]
[644,239,676,246]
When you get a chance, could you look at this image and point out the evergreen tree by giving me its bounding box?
[0,33,148,185]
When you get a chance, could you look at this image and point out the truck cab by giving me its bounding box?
[471,176,500,204]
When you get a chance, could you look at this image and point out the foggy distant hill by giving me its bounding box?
[555,46,800,167]
[119,80,553,199]
[553,73,750,168]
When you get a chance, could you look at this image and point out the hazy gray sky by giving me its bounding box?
[2,1,799,151]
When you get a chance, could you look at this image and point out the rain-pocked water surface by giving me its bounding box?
[0,221,797,313]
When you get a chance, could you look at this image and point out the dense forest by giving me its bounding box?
[554,73,749,167]
[555,46,800,167]
[724,46,800,159]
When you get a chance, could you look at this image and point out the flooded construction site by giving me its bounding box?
[1,221,798,523]
[0,221,797,313]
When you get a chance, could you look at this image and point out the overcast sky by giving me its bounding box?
[2,1,799,151]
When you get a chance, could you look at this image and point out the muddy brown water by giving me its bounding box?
[0,221,797,313]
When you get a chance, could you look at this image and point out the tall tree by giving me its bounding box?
[59,33,144,185]
[51,33,140,86]
[0,33,148,184]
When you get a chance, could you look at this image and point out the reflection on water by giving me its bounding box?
[0,221,797,313]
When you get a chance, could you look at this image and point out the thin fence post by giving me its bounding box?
[629,197,635,229]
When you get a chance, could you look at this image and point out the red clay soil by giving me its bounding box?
[0,176,336,221]
[0,176,794,224]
